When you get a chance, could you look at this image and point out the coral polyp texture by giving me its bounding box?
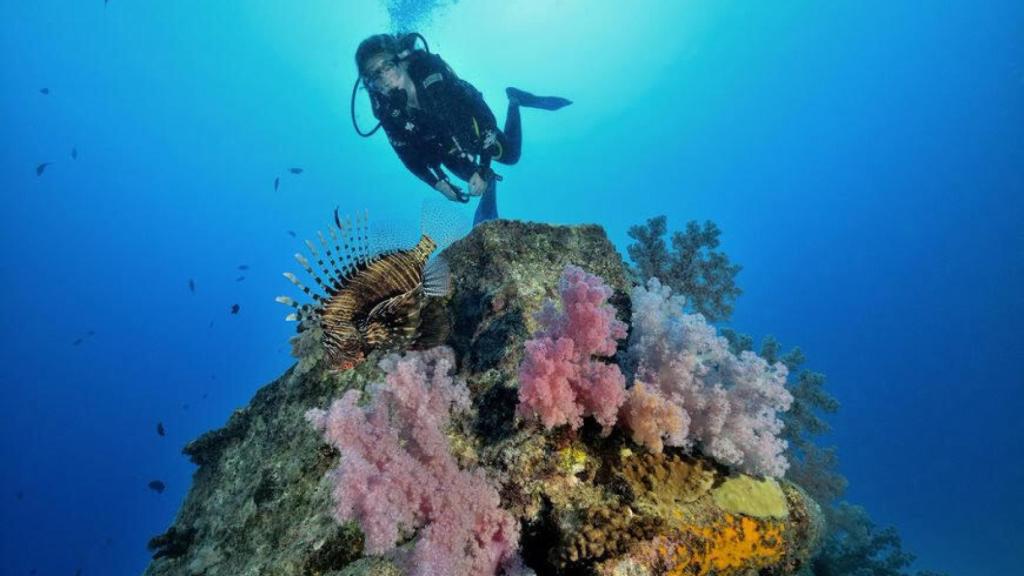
[145,221,821,576]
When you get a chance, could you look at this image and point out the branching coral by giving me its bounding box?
[627,216,742,322]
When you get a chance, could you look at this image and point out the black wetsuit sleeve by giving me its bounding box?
[382,123,443,188]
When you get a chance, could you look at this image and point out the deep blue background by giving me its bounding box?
[2,2,1021,574]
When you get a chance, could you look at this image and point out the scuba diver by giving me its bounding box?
[351,33,571,225]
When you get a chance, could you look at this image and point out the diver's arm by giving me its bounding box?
[388,133,466,201]
[385,130,441,188]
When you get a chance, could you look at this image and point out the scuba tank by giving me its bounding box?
[351,32,430,137]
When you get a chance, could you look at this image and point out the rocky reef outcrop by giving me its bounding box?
[144,220,823,576]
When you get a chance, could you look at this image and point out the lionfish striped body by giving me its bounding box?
[277,212,450,370]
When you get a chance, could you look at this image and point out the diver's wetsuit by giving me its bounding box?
[372,51,521,190]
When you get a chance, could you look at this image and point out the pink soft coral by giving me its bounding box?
[624,279,793,477]
[517,265,627,434]
[306,347,520,576]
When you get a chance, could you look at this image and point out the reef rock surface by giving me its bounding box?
[144,220,823,576]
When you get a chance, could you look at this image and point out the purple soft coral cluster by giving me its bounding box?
[624,278,793,477]
[515,268,792,478]
[516,265,628,434]
[306,347,520,576]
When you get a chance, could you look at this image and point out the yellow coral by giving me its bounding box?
[712,476,789,519]
[556,445,589,476]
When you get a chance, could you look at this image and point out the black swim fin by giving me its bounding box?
[506,87,572,110]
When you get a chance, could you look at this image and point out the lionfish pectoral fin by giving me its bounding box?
[410,298,451,349]
[363,290,422,346]
[422,255,451,297]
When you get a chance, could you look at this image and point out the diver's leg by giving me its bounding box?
[473,176,499,226]
[495,101,522,165]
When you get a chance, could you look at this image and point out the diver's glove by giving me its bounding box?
[435,179,470,203]
[476,165,503,183]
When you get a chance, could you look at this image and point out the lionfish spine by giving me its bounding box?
[292,252,335,294]
[328,226,356,278]
[315,231,346,286]
[282,272,325,302]
[303,238,337,290]
[335,214,356,271]
[274,295,303,322]
[352,210,370,264]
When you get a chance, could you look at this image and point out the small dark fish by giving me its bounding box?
[230,304,240,314]
[105,536,113,546]
[76,569,82,576]
[16,490,23,500]
[39,88,49,95]
[148,480,165,494]
[35,162,51,176]
[72,338,83,346]
[334,206,342,229]
[208,320,214,328]
[188,278,195,293]
[156,421,165,436]
[273,176,280,191]
[30,569,37,575]
[288,167,303,175]
[87,330,95,336]
[202,392,208,398]
[182,403,189,411]
[236,276,245,282]
[71,146,78,160]
[287,230,296,238]
[238,264,249,270]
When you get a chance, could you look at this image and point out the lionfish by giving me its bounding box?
[276,211,452,370]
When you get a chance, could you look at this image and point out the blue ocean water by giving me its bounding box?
[1,1,1021,575]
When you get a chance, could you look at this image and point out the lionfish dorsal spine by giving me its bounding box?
[335,214,360,272]
[327,227,354,281]
[303,238,338,293]
[283,272,325,303]
[315,231,346,289]
[293,252,334,295]
[352,210,371,265]
[274,295,314,322]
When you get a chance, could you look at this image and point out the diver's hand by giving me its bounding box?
[469,172,488,196]
[435,180,468,203]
